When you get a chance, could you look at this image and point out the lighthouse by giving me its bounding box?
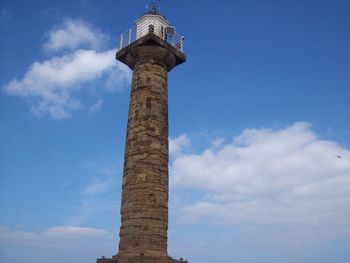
[97,3,186,263]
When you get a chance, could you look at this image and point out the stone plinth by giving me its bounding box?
[97,256,188,263]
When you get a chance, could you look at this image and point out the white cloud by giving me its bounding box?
[169,134,190,157]
[4,49,122,118]
[170,122,350,242]
[43,19,108,52]
[89,99,104,113]
[2,19,131,119]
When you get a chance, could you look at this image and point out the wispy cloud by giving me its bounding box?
[67,164,120,226]
[2,18,131,119]
[0,8,12,24]
[0,226,115,263]
[211,138,225,148]
[42,226,108,239]
[89,99,104,113]
[83,171,114,196]
[170,122,350,244]
[0,226,109,245]
[43,19,108,52]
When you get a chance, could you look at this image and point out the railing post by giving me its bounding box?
[120,35,123,49]
[180,36,184,52]
[128,29,132,45]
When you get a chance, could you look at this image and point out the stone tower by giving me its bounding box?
[97,5,186,263]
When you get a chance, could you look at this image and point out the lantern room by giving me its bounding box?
[135,11,170,40]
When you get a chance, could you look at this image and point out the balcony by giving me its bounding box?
[119,22,185,52]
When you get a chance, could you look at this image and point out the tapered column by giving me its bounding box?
[118,45,175,257]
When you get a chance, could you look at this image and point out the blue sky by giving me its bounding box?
[0,0,350,262]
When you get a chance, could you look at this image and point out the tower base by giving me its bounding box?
[97,255,188,263]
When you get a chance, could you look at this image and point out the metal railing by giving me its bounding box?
[119,22,185,52]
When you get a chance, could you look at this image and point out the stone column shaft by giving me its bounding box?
[118,48,172,257]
